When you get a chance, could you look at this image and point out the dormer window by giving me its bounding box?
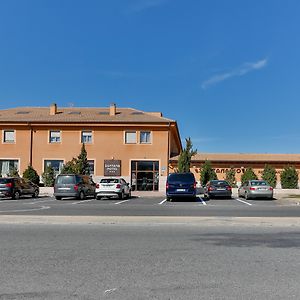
[3,130,15,143]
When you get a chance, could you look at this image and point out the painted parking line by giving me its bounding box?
[158,199,167,205]
[199,197,207,205]
[24,199,56,205]
[235,198,252,206]
[115,199,130,205]
[71,199,94,205]
[0,206,50,213]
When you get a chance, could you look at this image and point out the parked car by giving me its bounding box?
[238,180,273,200]
[204,180,232,199]
[0,177,39,199]
[166,173,197,201]
[95,178,131,200]
[53,174,96,200]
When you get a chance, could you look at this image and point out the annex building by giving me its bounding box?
[170,153,300,187]
[0,103,182,192]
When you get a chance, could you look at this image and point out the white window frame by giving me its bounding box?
[3,130,15,143]
[49,130,61,143]
[81,131,93,144]
[125,131,137,144]
[140,131,151,144]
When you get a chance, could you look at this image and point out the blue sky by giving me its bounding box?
[1,0,300,153]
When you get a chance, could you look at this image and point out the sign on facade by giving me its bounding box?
[104,160,121,176]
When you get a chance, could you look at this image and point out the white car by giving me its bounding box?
[96,178,131,200]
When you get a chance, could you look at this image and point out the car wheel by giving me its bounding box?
[245,192,250,200]
[32,189,39,198]
[12,191,20,200]
[127,191,131,199]
[78,191,85,200]
[55,196,62,200]
[96,196,102,200]
[118,191,124,200]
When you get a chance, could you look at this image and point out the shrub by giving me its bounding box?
[261,164,277,188]
[200,160,217,186]
[225,168,237,187]
[42,165,55,187]
[241,167,258,185]
[177,137,197,173]
[280,166,298,189]
[23,165,40,185]
[7,167,20,177]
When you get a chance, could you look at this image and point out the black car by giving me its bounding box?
[0,177,39,199]
[204,180,232,199]
[54,174,96,200]
[166,173,197,201]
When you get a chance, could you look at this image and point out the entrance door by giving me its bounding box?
[131,161,159,191]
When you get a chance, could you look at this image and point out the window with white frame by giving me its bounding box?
[49,131,61,143]
[3,130,15,143]
[125,131,137,144]
[44,160,64,175]
[81,131,93,144]
[140,131,151,144]
[0,160,18,177]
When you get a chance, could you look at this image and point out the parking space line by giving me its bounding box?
[115,199,130,205]
[158,199,167,205]
[71,199,93,205]
[199,197,207,205]
[235,198,252,206]
[24,199,56,205]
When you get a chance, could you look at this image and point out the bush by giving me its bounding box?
[241,167,258,185]
[225,168,237,187]
[23,165,40,185]
[280,166,298,189]
[177,137,197,173]
[42,166,55,187]
[261,164,277,188]
[200,160,217,186]
[7,167,20,177]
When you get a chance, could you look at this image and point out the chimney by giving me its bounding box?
[109,103,116,116]
[50,103,57,115]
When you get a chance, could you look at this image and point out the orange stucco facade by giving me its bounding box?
[0,105,182,191]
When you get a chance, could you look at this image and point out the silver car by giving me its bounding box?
[238,180,273,200]
[96,178,131,200]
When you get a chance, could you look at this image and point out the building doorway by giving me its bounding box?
[131,160,159,191]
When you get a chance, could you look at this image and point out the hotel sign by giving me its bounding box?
[104,160,121,176]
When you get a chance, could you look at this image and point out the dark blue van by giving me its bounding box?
[166,173,196,201]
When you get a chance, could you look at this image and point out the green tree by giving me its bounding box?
[200,160,217,186]
[177,137,197,173]
[280,166,298,189]
[241,167,258,185]
[7,166,20,177]
[225,168,237,187]
[60,158,78,174]
[42,165,55,187]
[23,165,40,185]
[262,164,277,188]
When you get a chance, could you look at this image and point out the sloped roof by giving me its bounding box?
[171,153,300,162]
[0,106,175,124]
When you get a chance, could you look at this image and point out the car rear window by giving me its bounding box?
[210,180,229,187]
[56,175,75,184]
[168,173,195,183]
[0,178,11,184]
[100,179,119,183]
[251,181,267,186]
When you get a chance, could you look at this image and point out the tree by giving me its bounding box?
[7,166,20,177]
[262,164,277,188]
[60,144,90,175]
[23,165,40,185]
[241,167,258,185]
[280,166,298,189]
[42,165,55,187]
[225,168,237,187]
[200,160,217,186]
[177,137,197,173]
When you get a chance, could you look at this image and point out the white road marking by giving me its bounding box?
[115,199,130,205]
[235,198,252,206]
[158,199,167,205]
[104,288,117,294]
[199,197,207,205]
[71,199,93,205]
[24,199,55,205]
[0,206,50,213]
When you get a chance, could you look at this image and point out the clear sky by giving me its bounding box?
[1,0,300,154]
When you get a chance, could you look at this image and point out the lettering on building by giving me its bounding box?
[104,160,121,176]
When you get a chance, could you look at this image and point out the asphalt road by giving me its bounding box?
[0,195,300,217]
[0,223,300,300]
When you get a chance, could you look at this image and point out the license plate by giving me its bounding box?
[217,188,226,191]
[176,188,186,192]
[258,188,267,190]
[59,187,71,190]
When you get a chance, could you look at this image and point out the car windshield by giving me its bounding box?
[210,180,229,187]
[168,173,195,183]
[101,179,119,183]
[56,176,75,184]
[251,181,268,186]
